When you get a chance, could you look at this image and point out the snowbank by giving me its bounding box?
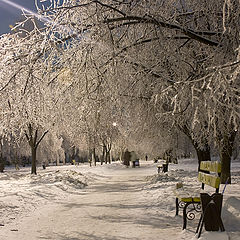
[0,167,99,226]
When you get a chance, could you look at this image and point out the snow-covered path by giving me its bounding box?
[0,164,183,240]
[0,160,239,240]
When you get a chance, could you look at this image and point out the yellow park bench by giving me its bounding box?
[174,161,223,230]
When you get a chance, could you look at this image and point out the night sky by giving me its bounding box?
[0,0,38,35]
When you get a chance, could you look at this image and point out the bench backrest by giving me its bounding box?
[198,161,221,193]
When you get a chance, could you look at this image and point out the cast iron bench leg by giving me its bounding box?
[196,214,202,234]
[176,198,179,216]
[197,215,204,238]
[183,202,191,229]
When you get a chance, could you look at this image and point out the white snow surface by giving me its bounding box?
[0,158,239,240]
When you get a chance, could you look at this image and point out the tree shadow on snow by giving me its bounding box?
[222,196,240,232]
[88,180,145,194]
[52,231,146,240]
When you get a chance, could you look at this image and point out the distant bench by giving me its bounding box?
[157,161,168,173]
[132,159,140,168]
[174,161,223,232]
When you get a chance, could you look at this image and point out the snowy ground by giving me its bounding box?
[0,158,239,240]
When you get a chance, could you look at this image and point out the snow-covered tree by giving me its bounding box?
[0,29,63,174]
[37,0,239,182]
[1,0,239,183]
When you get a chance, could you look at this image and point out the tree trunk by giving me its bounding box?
[179,124,211,171]
[104,145,108,164]
[106,151,111,164]
[220,149,231,184]
[219,131,236,184]
[101,145,106,165]
[25,124,48,175]
[107,143,112,164]
[92,148,96,166]
[31,146,37,175]
[0,156,4,173]
[105,152,108,164]
[0,139,4,172]
[195,144,211,171]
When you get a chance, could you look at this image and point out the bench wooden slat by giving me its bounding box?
[181,197,200,202]
[200,161,221,173]
[198,172,221,189]
[174,188,201,203]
